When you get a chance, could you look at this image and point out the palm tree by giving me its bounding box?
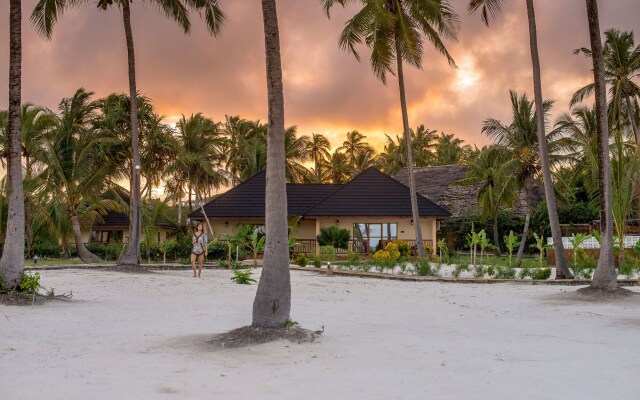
[572,29,640,143]
[31,0,226,268]
[0,0,25,288]
[252,0,291,328]
[306,133,332,183]
[469,0,571,278]
[432,132,472,165]
[166,113,227,214]
[224,117,268,185]
[324,0,459,259]
[328,150,351,184]
[583,0,617,291]
[284,126,312,183]
[482,90,568,271]
[458,146,517,251]
[338,131,373,171]
[377,125,436,175]
[39,89,120,263]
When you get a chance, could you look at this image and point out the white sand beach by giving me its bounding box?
[1,268,639,400]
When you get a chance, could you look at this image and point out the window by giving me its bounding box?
[353,223,397,251]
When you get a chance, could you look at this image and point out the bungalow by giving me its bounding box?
[188,167,451,255]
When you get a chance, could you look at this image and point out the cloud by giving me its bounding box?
[0,0,638,154]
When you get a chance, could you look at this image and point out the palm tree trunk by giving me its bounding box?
[395,35,426,259]
[70,212,101,263]
[525,0,572,279]
[118,1,142,268]
[492,214,500,253]
[252,0,291,328]
[515,211,530,267]
[0,0,25,289]
[586,0,617,290]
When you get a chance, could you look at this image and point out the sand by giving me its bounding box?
[1,268,639,400]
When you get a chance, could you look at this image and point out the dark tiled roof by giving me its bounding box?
[189,172,341,218]
[93,211,130,229]
[304,168,450,217]
[191,168,450,219]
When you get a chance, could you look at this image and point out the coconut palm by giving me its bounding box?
[224,117,268,185]
[572,29,640,143]
[284,126,312,183]
[432,132,472,165]
[39,89,120,263]
[469,0,571,278]
[306,133,332,183]
[31,0,226,268]
[458,146,517,251]
[324,0,459,259]
[483,90,566,269]
[328,151,351,184]
[338,131,373,171]
[583,0,617,291]
[166,113,227,214]
[252,0,291,328]
[377,125,436,175]
[0,0,25,288]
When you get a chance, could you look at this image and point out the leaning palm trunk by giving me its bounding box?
[118,1,142,268]
[395,36,426,259]
[587,0,617,290]
[0,0,26,289]
[252,0,291,328]
[525,0,572,279]
[70,213,101,263]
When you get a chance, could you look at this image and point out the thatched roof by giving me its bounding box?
[394,165,544,219]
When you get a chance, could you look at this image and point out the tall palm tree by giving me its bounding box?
[252,0,291,328]
[459,146,517,251]
[432,132,472,165]
[469,0,571,278]
[324,0,459,259]
[0,0,25,288]
[482,90,567,270]
[328,150,351,184]
[584,0,617,291]
[338,131,372,170]
[306,133,332,183]
[572,29,640,143]
[224,116,268,185]
[31,0,226,268]
[284,126,312,183]
[39,89,119,263]
[377,125,436,175]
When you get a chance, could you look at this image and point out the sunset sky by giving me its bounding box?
[1,0,639,152]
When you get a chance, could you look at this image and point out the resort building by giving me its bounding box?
[189,168,450,255]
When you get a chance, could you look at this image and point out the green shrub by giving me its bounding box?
[295,254,308,268]
[383,243,401,261]
[494,266,516,279]
[346,251,360,265]
[388,240,411,257]
[518,267,532,279]
[32,241,63,258]
[19,272,41,295]
[230,269,256,285]
[452,264,470,278]
[486,266,496,278]
[207,240,228,260]
[319,246,336,264]
[312,255,322,268]
[86,242,123,261]
[218,260,229,269]
[316,226,350,249]
[531,268,552,280]
[572,252,596,279]
[618,260,637,279]
[473,266,486,278]
[416,258,435,276]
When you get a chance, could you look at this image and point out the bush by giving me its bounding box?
[415,258,435,276]
[230,269,256,285]
[452,264,470,278]
[295,254,308,268]
[312,255,322,268]
[218,260,229,269]
[424,242,434,256]
[473,265,486,278]
[372,250,393,262]
[208,240,228,260]
[572,252,596,279]
[388,240,411,257]
[531,268,552,280]
[19,272,41,295]
[619,260,637,279]
[319,246,336,264]
[316,226,350,249]
[486,266,496,278]
[494,266,516,279]
[32,241,63,258]
[346,251,360,266]
[518,267,532,279]
[86,242,123,261]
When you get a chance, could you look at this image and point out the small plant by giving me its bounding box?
[389,240,411,257]
[372,250,392,262]
[477,230,493,264]
[230,269,256,285]
[218,259,229,269]
[494,266,516,279]
[312,255,322,268]
[247,228,266,268]
[486,266,496,278]
[159,239,177,264]
[19,271,42,304]
[467,223,480,266]
[423,242,435,257]
[503,231,520,268]
[569,233,592,275]
[518,266,532,279]
[436,239,450,263]
[452,264,470,278]
[295,254,308,268]
[415,258,436,276]
[346,251,360,266]
[384,242,401,261]
[320,245,336,266]
[473,265,486,278]
[530,232,547,269]
[284,318,298,328]
[531,268,552,280]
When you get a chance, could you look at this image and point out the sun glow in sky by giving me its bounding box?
[0,0,639,157]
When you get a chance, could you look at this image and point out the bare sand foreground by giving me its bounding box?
[1,269,639,400]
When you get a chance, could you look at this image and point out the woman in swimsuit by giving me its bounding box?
[191,223,208,277]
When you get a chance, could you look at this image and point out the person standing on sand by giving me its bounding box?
[191,223,208,277]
